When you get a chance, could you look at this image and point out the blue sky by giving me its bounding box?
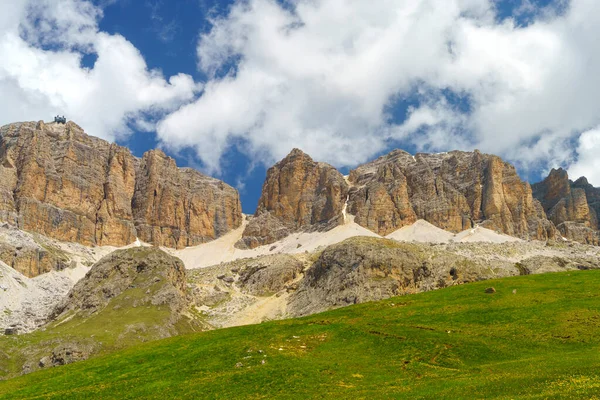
[2,0,600,214]
[98,0,265,213]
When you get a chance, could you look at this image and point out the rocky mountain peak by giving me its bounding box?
[532,169,598,245]
[286,147,309,158]
[236,148,349,249]
[548,167,568,179]
[574,176,590,186]
[348,149,555,239]
[0,120,242,252]
[238,148,559,249]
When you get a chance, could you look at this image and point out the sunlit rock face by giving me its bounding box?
[0,121,242,249]
[237,148,349,249]
[533,168,599,245]
[348,150,556,240]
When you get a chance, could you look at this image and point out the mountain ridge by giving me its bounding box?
[0,120,242,255]
[1,120,599,258]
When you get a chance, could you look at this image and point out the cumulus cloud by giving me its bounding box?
[0,0,200,141]
[155,0,600,180]
[569,128,600,186]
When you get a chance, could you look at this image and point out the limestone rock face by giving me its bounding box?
[532,169,599,244]
[572,176,600,229]
[238,149,348,249]
[0,121,242,249]
[0,241,71,278]
[348,150,555,240]
[235,213,291,250]
[132,150,242,249]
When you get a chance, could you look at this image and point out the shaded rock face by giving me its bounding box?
[348,150,556,240]
[572,176,600,230]
[238,149,348,249]
[0,121,242,249]
[52,247,188,319]
[532,169,598,245]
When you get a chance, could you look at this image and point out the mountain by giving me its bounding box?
[348,150,555,239]
[532,168,599,245]
[237,149,349,249]
[0,121,242,250]
[241,148,558,247]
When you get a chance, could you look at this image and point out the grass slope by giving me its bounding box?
[2,271,600,399]
[0,249,200,380]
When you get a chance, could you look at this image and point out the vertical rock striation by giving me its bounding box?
[132,150,242,248]
[0,121,242,249]
[532,168,598,245]
[348,150,556,240]
[237,149,349,249]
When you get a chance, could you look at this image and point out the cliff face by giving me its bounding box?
[532,169,599,245]
[572,176,600,229]
[237,149,349,249]
[348,150,556,240]
[0,121,242,249]
[240,148,557,249]
[132,150,242,249]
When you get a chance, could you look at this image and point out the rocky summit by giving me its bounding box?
[532,168,600,244]
[0,121,242,249]
[240,148,560,247]
[347,150,556,240]
[237,149,349,249]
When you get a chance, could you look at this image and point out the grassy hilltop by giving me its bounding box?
[1,270,600,399]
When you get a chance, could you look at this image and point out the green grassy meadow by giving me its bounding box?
[2,270,600,399]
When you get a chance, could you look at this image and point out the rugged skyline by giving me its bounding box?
[1,119,598,251]
[2,1,600,214]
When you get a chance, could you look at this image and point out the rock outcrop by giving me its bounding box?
[0,224,76,277]
[287,237,509,317]
[51,247,188,320]
[4,247,201,378]
[237,149,348,249]
[348,150,556,240]
[532,169,599,245]
[235,254,304,297]
[0,121,242,249]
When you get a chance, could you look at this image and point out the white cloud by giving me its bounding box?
[569,128,600,186]
[4,0,600,185]
[0,0,200,142]
[155,0,600,181]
